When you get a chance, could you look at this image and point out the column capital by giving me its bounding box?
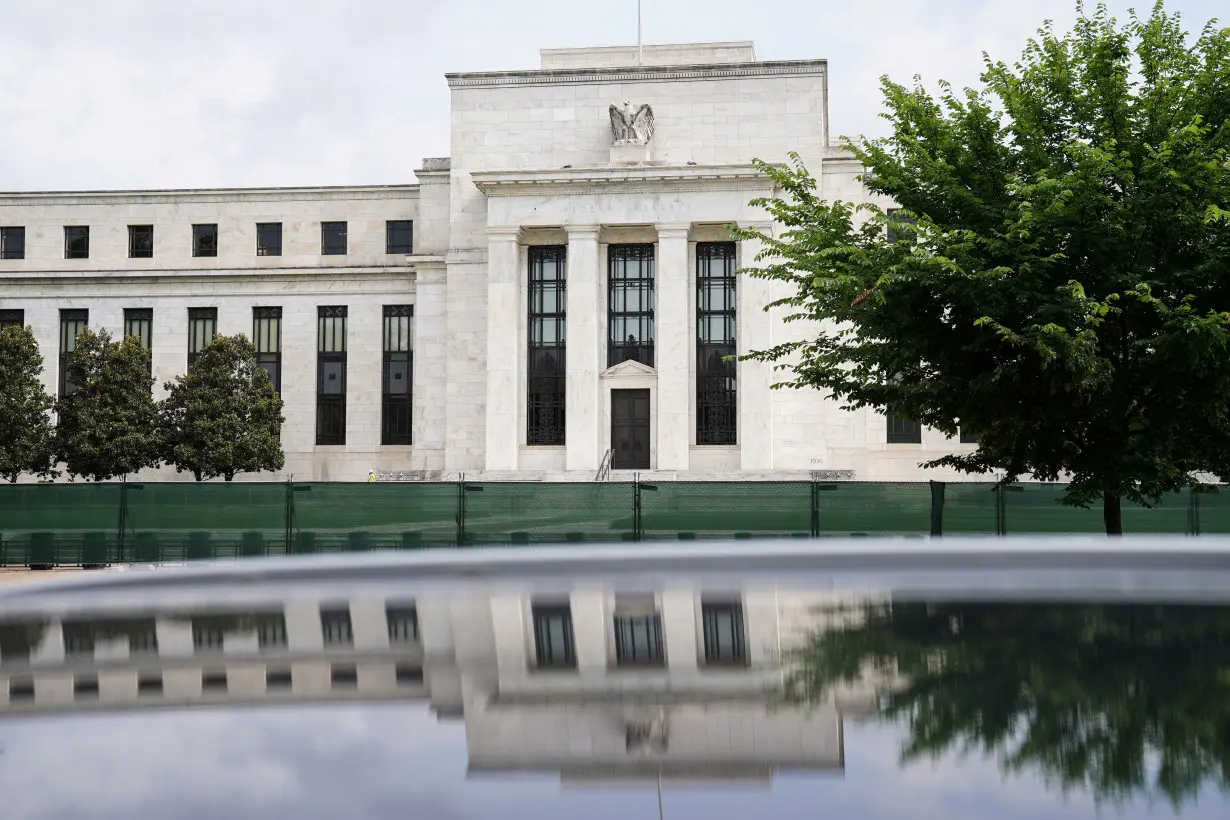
[565,223,600,238]
[486,225,523,241]
[655,222,692,238]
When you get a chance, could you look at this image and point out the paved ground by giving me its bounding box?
[0,567,85,585]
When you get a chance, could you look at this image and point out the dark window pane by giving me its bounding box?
[58,309,88,396]
[382,305,413,445]
[387,606,418,643]
[128,225,153,258]
[321,608,353,646]
[532,603,575,668]
[193,224,218,257]
[316,307,347,445]
[187,308,217,370]
[256,222,282,257]
[528,246,566,445]
[887,414,922,444]
[613,609,664,667]
[960,428,981,444]
[0,309,24,331]
[64,226,89,259]
[702,601,746,665]
[608,244,654,367]
[253,307,282,393]
[886,208,917,244]
[697,242,737,445]
[0,227,25,260]
[124,309,153,374]
[386,220,413,254]
[321,221,347,255]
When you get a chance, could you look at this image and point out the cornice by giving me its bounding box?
[446,59,826,88]
[0,185,420,207]
[472,163,774,197]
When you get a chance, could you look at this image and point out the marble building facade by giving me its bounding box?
[0,41,978,482]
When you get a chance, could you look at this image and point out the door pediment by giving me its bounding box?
[602,360,657,379]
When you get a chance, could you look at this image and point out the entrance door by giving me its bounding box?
[611,389,651,470]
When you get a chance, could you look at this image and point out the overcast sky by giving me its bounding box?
[0,0,1220,191]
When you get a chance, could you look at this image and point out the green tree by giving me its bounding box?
[160,333,285,482]
[785,601,1230,807]
[734,1,1230,533]
[55,328,161,481]
[0,326,57,483]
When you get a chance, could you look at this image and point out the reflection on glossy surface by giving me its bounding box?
[1,544,1230,818]
[786,602,1230,808]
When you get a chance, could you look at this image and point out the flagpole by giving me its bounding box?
[637,0,643,65]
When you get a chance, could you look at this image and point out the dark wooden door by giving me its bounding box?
[611,389,651,470]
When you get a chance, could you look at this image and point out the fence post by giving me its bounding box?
[285,478,293,553]
[633,474,642,542]
[929,481,946,537]
[456,473,465,547]
[994,483,1005,536]
[117,476,128,563]
[810,480,820,537]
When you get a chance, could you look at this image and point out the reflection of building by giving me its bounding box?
[0,583,874,781]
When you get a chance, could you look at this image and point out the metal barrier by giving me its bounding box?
[0,479,1218,566]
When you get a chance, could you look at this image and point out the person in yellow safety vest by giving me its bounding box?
[367,470,377,483]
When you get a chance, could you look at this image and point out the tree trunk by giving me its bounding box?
[1103,490,1123,536]
[8,474,17,484]
[193,471,202,482]
[225,472,234,482]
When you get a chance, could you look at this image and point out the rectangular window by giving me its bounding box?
[531,603,576,669]
[527,246,566,445]
[124,308,152,350]
[193,224,218,257]
[0,309,24,331]
[613,599,664,667]
[63,623,95,658]
[73,676,99,699]
[696,242,737,445]
[256,222,282,256]
[253,307,282,393]
[386,220,413,254]
[59,309,88,396]
[192,622,226,652]
[321,221,347,255]
[701,601,747,665]
[128,225,153,258]
[316,306,347,445]
[960,429,981,444]
[124,308,153,374]
[187,307,217,370]
[321,608,354,646]
[386,606,419,644]
[381,305,413,445]
[886,208,916,243]
[0,227,25,260]
[887,414,922,444]
[331,664,359,688]
[9,677,35,701]
[266,668,293,689]
[396,664,424,685]
[608,244,655,367]
[202,671,228,692]
[257,615,288,649]
[137,675,163,695]
[64,226,89,259]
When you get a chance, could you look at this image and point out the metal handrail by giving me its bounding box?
[596,448,614,482]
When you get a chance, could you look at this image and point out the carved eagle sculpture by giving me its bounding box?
[609,100,655,145]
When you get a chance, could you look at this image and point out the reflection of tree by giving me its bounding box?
[0,619,49,660]
[785,603,1230,806]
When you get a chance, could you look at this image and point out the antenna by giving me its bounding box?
[637,0,643,65]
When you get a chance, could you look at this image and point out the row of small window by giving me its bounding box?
[526,241,738,449]
[0,606,418,662]
[3,303,416,447]
[0,221,413,260]
[4,663,425,703]
[531,599,746,669]
[887,415,979,445]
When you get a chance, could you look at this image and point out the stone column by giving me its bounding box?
[565,225,601,472]
[484,227,521,471]
[739,224,774,471]
[655,223,691,471]
[411,261,447,472]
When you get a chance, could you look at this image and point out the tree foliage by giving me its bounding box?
[734,1,1230,533]
[54,328,160,481]
[785,601,1230,808]
[0,326,56,483]
[160,333,285,482]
